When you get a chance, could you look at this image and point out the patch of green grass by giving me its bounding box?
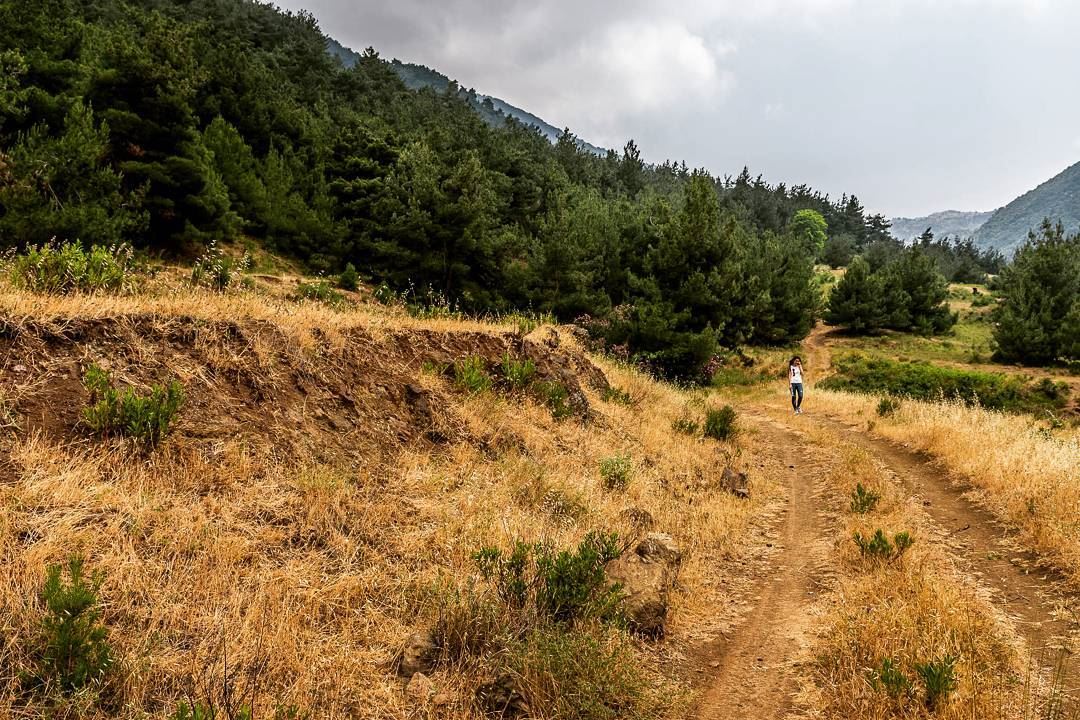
[600,386,634,406]
[8,241,134,294]
[293,279,344,305]
[82,364,184,445]
[671,417,700,436]
[535,380,574,420]
[501,353,537,391]
[599,455,632,491]
[454,356,492,395]
[915,654,958,710]
[820,353,1070,414]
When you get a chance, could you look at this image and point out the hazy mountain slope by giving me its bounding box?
[890,210,994,241]
[327,38,606,154]
[973,161,1080,255]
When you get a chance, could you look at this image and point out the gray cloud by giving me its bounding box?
[275,0,1080,217]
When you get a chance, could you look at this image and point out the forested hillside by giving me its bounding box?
[0,0,891,377]
[973,161,1080,255]
[328,37,607,155]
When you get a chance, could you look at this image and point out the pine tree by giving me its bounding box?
[994,220,1080,364]
[825,256,886,332]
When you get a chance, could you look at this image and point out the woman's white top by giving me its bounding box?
[790,365,803,384]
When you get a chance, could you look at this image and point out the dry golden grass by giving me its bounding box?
[797,430,1030,719]
[0,287,782,719]
[809,389,1080,583]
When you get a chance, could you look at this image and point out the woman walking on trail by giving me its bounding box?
[789,356,805,414]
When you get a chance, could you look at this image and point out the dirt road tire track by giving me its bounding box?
[694,423,832,719]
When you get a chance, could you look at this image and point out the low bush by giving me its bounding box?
[501,353,537,391]
[83,364,184,445]
[849,483,881,514]
[292,279,344,305]
[820,353,1070,414]
[704,405,738,441]
[853,529,914,561]
[8,241,134,294]
[868,657,912,699]
[915,654,958,710]
[876,396,901,417]
[671,417,700,436]
[454,356,492,395]
[507,627,652,720]
[534,380,574,420]
[31,555,113,693]
[337,262,359,291]
[473,532,624,624]
[600,386,634,406]
[599,455,632,491]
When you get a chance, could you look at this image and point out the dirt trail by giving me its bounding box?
[695,424,833,719]
[804,320,1080,696]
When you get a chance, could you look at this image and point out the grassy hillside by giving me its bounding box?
[0,271,790,718]
[973,161,1080,255]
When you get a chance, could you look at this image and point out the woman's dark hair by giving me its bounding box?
[789,356,802,366]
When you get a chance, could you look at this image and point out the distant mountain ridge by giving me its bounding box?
[972,161,1080,255]
[327,38,606,155]
[890,210,994,242]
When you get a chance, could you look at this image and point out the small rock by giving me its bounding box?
[398,630,439,677]
[636,532,682,568]
[406,672,434,701]
[709,660,720,668]
[607,555,670,636]
[720,466,750,499]
[12,364,26,373]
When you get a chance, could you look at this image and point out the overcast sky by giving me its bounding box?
[273,0,1079,218]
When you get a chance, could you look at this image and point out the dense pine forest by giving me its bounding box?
[0,0,903,377]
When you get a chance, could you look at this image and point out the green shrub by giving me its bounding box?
[33,555,113,693]
[501,353,537,391]
[600,386,634,406]
[190,242,251,291]
[868,657,912,699]
[704,405,738,441]
[970,292,994,308]
[535,380,574,420]
[876,396,901,417]
[8,241,134,294]
[474,532,623,624]
[915,654,958,710]
[83,364,184,444]
[454,356,492,395]
[671,417,700,436]
[337,262,359,291]
[853,529,914,561]
[820,353,1070,414]
[506,627,653,720]
[599,455,632,491]
[849,483,881,514]
[293,279,344,305]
